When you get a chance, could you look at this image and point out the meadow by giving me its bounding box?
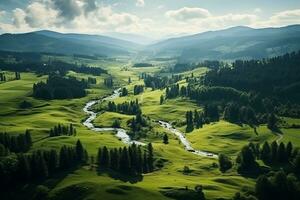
[1,58,300,200]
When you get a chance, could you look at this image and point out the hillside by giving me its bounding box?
[0,30,142,57]
[145,25,300,61]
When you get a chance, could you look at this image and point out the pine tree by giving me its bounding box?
[100,146,110,168]
[17,154,31,181]
[25,130,32,148]
[147,143,154,172]
[48,149,58,174]
[256,175,272,200]
[163,134,169,144]
[160,95,164,105]
[286,141,293,159]
[76,140,84,163]
[120,147,130,173]
[277,142,286,163]
[261,141,271,163]
[143,151,149,173]
[267,113,277,131]
[218,153,232,172]
[271,141,278,163]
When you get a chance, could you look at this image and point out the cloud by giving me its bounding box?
[52,0,81,21]
[166,7,211,21]
[24,2,59,28]
[269,9,300,24]
[136,0,145,7]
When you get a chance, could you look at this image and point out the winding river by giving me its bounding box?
[83,89,218,158]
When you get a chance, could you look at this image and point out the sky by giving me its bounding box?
[0,0,300,38]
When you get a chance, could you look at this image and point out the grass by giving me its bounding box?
[1,58,300,200]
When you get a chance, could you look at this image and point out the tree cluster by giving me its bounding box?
[121,87,128,96]
[0,140,88,189]
[0,72,6,81]
[133,85,144,95]
[87,77,97,84]
[107,99,141,115]
[0,130,32,153]
[166,84,180,99]
[223,103,257,126]
[33,75,87,99]
[104,77,113,88]
[203,51,300,102]
[185,110,204,132]
[143,74,182,90]
[0,56,107,76]
[49,124,76,137]
[97,143,154,175]
[129,112,148,133]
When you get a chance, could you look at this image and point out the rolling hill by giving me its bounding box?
[145,25,300,61]
[0,30,142,57]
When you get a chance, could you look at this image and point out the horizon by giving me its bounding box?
[0,0,300,39]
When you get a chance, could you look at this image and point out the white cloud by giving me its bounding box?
[136,0,145,7]
[166,7,211,21]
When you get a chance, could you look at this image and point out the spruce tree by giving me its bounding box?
[76,140,84,163]
[261,141,271,163]
[163,134,169,144]
[271,141,278,163]
[277,142,286,163]
[147,143,154,172]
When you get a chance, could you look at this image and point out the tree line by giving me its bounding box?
[0,58,107,76]
[107,99,141,115]
[185,110,204,132]
[97,143,154,175]
[143,74,182,90]
[33,75,87,99]
[0,140,88,191]
[104,77,113,88]
[203,51,300,102]
[49,124,76,137]
[0,130,32,153]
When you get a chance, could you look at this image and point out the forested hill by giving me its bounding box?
[146,25,300,61]
[203,51,300,102]
[0,30,142,57]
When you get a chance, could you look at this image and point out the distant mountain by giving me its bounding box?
[0,30,142,57]
[145,25,300,61]
[103,32,155,45]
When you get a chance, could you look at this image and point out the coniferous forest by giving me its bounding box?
[1,2,300,199]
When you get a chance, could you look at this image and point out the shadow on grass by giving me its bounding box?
[97,168,143,183]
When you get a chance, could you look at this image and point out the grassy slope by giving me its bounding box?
[1,62,300,200]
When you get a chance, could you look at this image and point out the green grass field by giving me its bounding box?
[1,59,300,200]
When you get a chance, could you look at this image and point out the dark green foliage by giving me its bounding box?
[97,143,154,175]
[0,71,6,81]
[33,75,87,99]
[0,131,32,153]
[0,140,87,191]
[0,58,106,76]
[112,119,121,128]
[236,145,256,171]
[19,100,32,109]
[203,104,219,122]
[87,77,96,84]
[160,95,164,105]
[49,124,76,137]
[143,74,182,90]
[129,112,148,132]
[185,111,194,132]
[15,71,21,80]
[166,84,180,99]
[163,134,169,144]
[260,142,271,163]
[104,77,113,87]
[218,154,232,172]
[121,87,128,96]
[160,186,206,200]
[133,85,144,95]
[204,52,300,99]
[267,113,277,131]
[107,99,141,115]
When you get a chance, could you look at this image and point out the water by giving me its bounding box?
[83,89,217,158]
[158,121,218,158]
[82,88,145,146]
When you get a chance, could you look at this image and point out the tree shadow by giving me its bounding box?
[237,164,270,179]
[97,168,143,183]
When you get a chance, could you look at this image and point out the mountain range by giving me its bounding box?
[0,25,300,61]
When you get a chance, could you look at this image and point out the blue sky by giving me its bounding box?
[0,0,300,38]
